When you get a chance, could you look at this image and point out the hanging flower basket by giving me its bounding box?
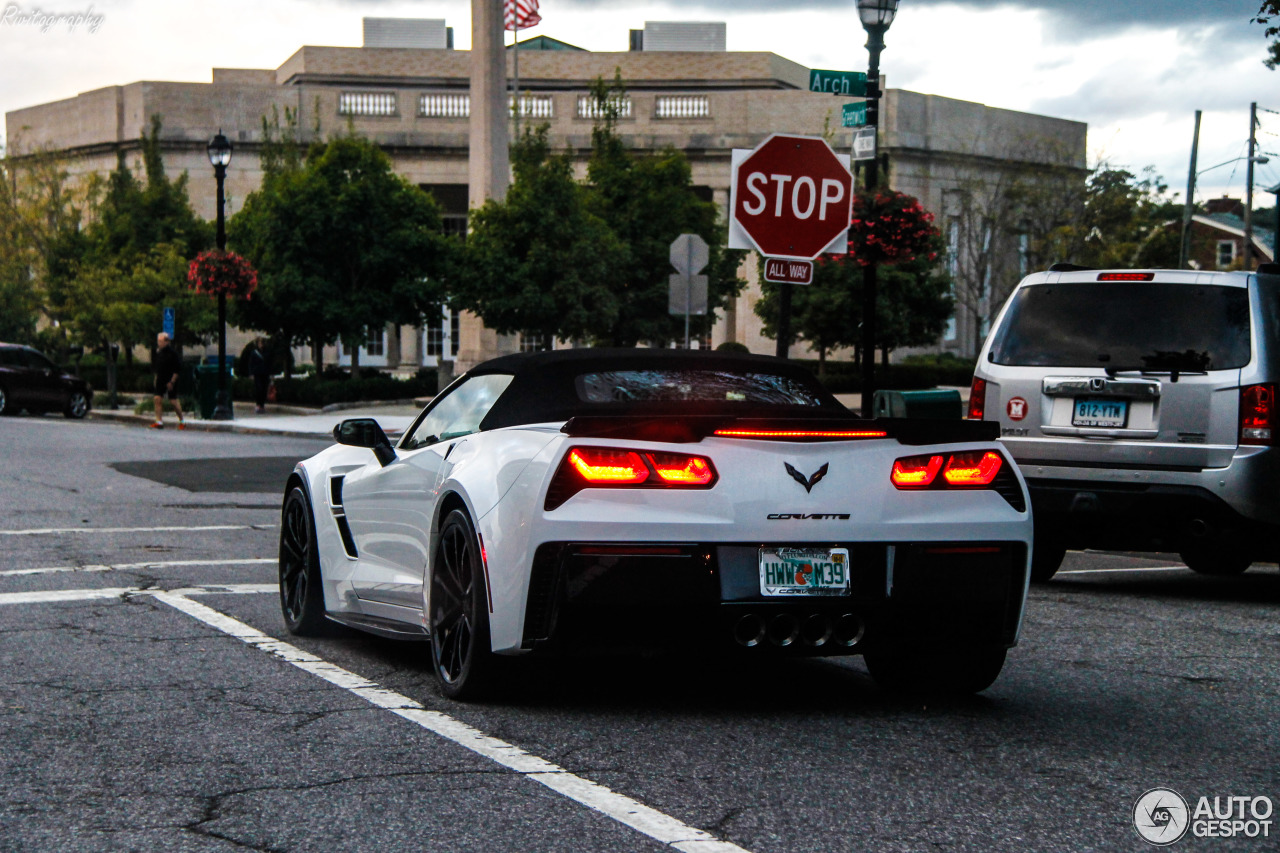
[187,249,258,299]
[845,191,940,268]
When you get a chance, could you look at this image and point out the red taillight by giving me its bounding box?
[566,448,649,483]
[1095,270,1157,280]
[1240,384,1275,446]
[942,451,1003,486]
[648,451,715,485]
[891,450,1005,489]
[968,377,986,420]
[891,454,943,487]
[546,446,718,510]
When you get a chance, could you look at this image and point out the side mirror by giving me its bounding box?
[333,418,397,467]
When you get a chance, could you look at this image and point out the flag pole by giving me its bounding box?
[513,18,520,139]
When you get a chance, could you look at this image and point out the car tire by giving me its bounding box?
[0,386,8,416]
[864,642,1008,696]
[1180,544,1252,576]
[64,390,89,419]
[1029,539,1067,583]
[278,486,331,636]
[430,508,497,701]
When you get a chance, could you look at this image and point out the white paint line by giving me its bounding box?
[0,587,143,605]
[152,592,751,853]
[1057,566,1186,576]
[0,524,273,536]
[0,583,276,606]
[0,558,275,577]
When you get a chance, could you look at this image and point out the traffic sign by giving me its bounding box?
[728,134,853,260]
[809,69,866,96]
[163,307,175,338]
[852,126,877,161]
[841,102,867,128]
[763,258,814,286]
[669,233,709,276]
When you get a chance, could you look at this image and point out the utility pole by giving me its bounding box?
[1245,102,1258,271]
[1179,110,1201,270]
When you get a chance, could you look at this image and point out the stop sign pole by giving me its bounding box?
[728,134,852,359]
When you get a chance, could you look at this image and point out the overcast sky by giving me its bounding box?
[2,0,1277,206]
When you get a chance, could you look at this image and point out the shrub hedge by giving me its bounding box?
[229,372,438,407]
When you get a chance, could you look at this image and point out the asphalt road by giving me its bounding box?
[1,414,1278,852]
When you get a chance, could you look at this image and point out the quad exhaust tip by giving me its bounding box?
[733,612,864,649]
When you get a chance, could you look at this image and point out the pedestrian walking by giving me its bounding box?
[247,337,271,414]
[151,332,185,429]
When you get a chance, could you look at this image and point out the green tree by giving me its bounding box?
[455,125,626,344]
[1256,1,1280,68]
[230,127,450,372]
[583,74,744,346]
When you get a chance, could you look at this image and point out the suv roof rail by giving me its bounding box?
[1047,263,1094,272]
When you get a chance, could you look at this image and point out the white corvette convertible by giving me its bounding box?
[279,349,1033,698]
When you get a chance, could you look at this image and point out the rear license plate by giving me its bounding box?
[759,547,850,597]
[1072,398,1128,428]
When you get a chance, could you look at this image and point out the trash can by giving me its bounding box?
[195,356,235,419]
[872,388,963,419]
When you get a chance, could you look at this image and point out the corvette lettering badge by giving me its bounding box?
[785,461,829,493]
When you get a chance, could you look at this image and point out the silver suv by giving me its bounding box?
[970,265,1280,580]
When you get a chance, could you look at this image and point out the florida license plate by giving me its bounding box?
[759,547,851,597]
[1072,398,1128,428]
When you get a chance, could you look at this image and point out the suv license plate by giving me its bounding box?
[759,547,851,597]
[1072,398,1128,427]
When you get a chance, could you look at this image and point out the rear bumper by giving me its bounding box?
[520,540,1029,654]
[1028,478,1280,554]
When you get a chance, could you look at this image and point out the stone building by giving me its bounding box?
[5,18,1087,369]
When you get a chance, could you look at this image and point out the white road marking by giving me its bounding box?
[0,583,277,605]
[1057,566,1185,576]
[152,592,751,853]
[0,524,273,536]
[0,558,275,577]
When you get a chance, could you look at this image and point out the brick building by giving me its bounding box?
[5,18,1088,368]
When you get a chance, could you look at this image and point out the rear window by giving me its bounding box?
[989,282,1251,370]
[576,370,827,407]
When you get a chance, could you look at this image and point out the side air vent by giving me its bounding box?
[328,476,358,559]
[330,475,345,507]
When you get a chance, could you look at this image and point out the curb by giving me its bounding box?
[87,410,334,440]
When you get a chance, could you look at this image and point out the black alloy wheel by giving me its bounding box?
[64,390,89,419]
[278,486,329,635]
[430,509,495,700]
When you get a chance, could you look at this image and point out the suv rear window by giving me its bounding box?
[989,282,1251,370]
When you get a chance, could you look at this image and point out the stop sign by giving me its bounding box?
[731,134,852,260]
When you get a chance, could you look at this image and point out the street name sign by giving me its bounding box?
[809,69,866,96]
[763,258,814,285]
[852,126,877,161]
[728,134,853,260]
[841,102,867,128]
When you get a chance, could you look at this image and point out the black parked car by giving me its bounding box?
[0,343,92,418]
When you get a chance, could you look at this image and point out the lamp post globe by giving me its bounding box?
[855,0,898,416]
[208,130,234,421]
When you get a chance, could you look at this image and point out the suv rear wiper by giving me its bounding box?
[1102,350,1211,382]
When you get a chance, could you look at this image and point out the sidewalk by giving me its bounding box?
[90,400,422,438]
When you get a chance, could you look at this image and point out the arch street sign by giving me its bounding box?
[728,134,853,261]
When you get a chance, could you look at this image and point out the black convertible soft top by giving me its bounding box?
[471,348,850,430]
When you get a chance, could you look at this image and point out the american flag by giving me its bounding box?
[504,0,542,31]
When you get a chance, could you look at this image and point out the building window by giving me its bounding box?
[945,218,959,342]
[419,93,470,118]
[510,94,554,119]
[1217,240,1237,269]
[337,327,388,367]
[364,327,385,358]
[338,92,397,117]
[424,306,459,363]
[655,95,709,119]
[576,94,632,119]
[520,332,551,353]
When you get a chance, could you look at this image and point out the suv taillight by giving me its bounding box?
[968,377,986,420]
[1240,384,1275,446]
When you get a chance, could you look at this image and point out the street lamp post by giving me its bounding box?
[207,131,234,421]
[856,0,898,417]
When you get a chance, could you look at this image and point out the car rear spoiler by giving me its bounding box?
[561,416,998,445]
